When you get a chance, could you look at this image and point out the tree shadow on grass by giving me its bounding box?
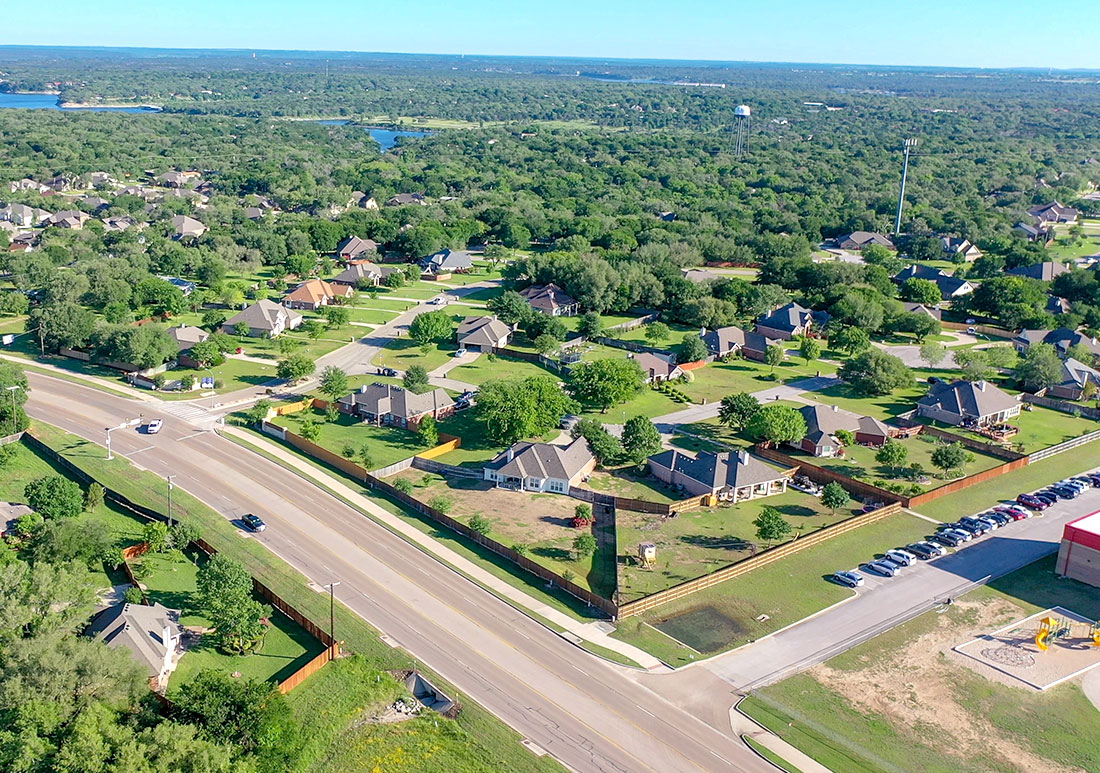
[540,515,574,528]
[531,546,572,562]
[680,534,754,552]
[775,504,819,518]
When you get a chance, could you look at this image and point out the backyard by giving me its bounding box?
[269,405,433,469]
[616,486,851,602]
[371,336,461,372]
[740,556,1100,773]
[448,352,560,387]
[678,357,839,405]
[384,470,616,598]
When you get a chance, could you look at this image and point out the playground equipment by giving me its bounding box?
[1034,616,1100,652]
[638,542,656,568]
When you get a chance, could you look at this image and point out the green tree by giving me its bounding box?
[326,306,350,329]
[83,482,105,512]
[408,310,453,347]
[0,360,30,432]
[829,325,871,355]
[953,349,996,382]
[931,443,974,478]
[799,337,823,365]
[676,333,709,365]
[243,399,272,425]
[1016,342,1063,391]
[486,290,531,325]
[533,333,559,355]
[572,532,597,559]
[753,507,792,545]
[319,366,348,401]
[186,339,224,368]
[276,352,315,382]
[764,344,785,373]
[27,301,96,354]
[919,340,947,367]
[418,415,439,446]
[24,475,84,519]
[578,311,603,338]
[298,419,321,441]
[195,555,269,655]
[875,439,909,473]
[900,277,943,306]
[302,319,325,339]
[233,321,251,339]
[838,349,914,396]
[572,418,624,465]
[173,670,293,756]
[621,415,662,464]
[719,392,761,430]
[746,404,807,445]
[820,481,849,515]
[143,521,170,553]
[383,271,405,288]
[475,375,579,444]
[567,358,644,412]
[644,321,671,346]
[403,364,429,392]
[0,560,99,644]
[469,515,492,535]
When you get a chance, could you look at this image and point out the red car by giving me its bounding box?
[994,506,1029,522]
[1016,493,1049,511]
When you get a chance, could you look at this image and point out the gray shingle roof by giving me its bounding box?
[332,261,382,284]
[167,324,209,352]
[520,283,577,314]
[224,299,301,333]
[701,325,771,355]
[649,448,786,490]
[338,383,454,420]
[86,602,181,679]
[486,437,594,482]
[756,302,826,334]
[337,235,379,257]
[1005,262,1069,281]
[917,380,1019,420]
[422,249,473,273]
[456,316,512,348]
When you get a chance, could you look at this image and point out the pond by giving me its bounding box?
[316,120,431,150]
[0,91,161,112]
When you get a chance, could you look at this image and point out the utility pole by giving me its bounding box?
[166,475,175,528]
[324,581,341,650]
[4,385,21,435]
[894,138,917,236]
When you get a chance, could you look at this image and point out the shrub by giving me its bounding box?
[429,495,454,514]
[393,478,413,494]
[123,586,145,605]
[469,514,492,535]
[341,443,356,458]
[83,482,105,512]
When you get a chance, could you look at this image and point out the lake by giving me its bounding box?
[0,91,160,112]
[317,120,430,150]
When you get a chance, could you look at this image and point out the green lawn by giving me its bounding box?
[371,338,460,372]
[912,438,1100,521]
[742,555,1100,773]
[26,424,560,773]
[345,307,401,325]
[606,321,698,349]
[806,381,927,422]
[271,406,432,469]
[679,357,839,405]
[458,285,506,303]
[583,468,682,505]
[994,405,1096,453]
[612,512,933,665]
[429,409,510,467]
[350,296,417,312]
[616,487,853,603]
[448,353,559,387]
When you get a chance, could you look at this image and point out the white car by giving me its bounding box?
[146,419,164,434]
[453,348,468,357]
[885,549,916,567]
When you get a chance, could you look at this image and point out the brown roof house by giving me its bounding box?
[834,232,895,251]
[520,283,579,317]
[700,325,772,361]
[385,193,429,207]
[483,437,596,495]
[337,235,380,261]
[171,214,207,240]
[222,299,303,338]
[1028,202,1079,226]
[648,448,788,503]
[941,237,982,262]
[456,316,514,352]
[794,404,892,457]
[331,260,383,287]
[284,279,354,311]
[916,380,1021,427]
[754,302,829,341]
[167,324,210,368]
[1006,261,1070,282]
[46,209,91,229]
[86,602,184,691]
[633,352,684,383]
[338,383,454,429]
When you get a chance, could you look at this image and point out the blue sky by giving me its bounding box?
[6,0,1099,70]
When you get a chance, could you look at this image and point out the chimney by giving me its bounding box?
[978,381,986,391]
[162,624,175,650]
[360,384,368,393]
[507,447,515,462]
[738,449,749,464]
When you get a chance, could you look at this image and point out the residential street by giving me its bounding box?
[24,372,772,773]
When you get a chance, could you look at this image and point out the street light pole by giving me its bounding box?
[4,385,22,435]
[105,415,144,461]
[166,475,175,528]
[324,581,341,649]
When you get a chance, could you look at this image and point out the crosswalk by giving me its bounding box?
[155,401,211,424]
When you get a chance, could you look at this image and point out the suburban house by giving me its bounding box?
[700,325,772,361]
[83,196,112,212]
[520,283,579,316]
[648,448,789,502]
[103,215,139,232]
[893,264,947,284]
[1013,328,1100,358]
[348,192,379,210]
[634,352,684,383]
[244,206,265,221]
[1048,358,1100,400]
[794,404,892,457]
[834,232,895,251]
[160,276,197,296]
[754,302,829,341]
[1014,222,1051,243]
[171,214,207,239]
[85,602,184,691]
[167,325,210,368]
[421,248,474,275]
[9,178,50,193]
[934,274,975,300]
[1006,261,1070,281]
[157,171,189,188]
[941,237,982,262]
[385,193,429,207]
[46,209,91,229]
[1047,296,1072,316]
[1,203,36,226]
[456,316,514,352]
[331,260,383,287]
[916,379,1021,427]
[681,268,724,283]
[283,279,354,311]
[483,437,596,495]
[338,383,454,428]
[1028,202,1079,226]
[222,299,303,338]
[902,302,942,321]
[337,235,380,261]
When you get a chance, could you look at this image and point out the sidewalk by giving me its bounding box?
[2,353,156,401]
[730,702,834,773]
[220,423,668,672]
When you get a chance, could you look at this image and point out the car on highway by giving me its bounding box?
[377,367,397,377]
[145,418,163,434]
[929,531,964,548]
[1017,493,1049,511]
[864,559,899,577]
[906,541,945,559]
[885,548,916,567]
[833,570,865,587]
[241,513,267,532]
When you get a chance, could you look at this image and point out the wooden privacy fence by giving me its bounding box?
[941,321,1016,339]
[1029,428,1100,463]
[1022,393,1100,421]
[753,445,905,505]
[905,457,1030,508]
[618,502,903,618]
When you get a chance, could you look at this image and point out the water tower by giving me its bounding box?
[733,104,752,157]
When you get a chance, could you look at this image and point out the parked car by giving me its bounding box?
[453,348,468,357]
[975,514,1002,529]
[864,559,898,577]
[1039,489,1062,501]
[1073,475,1100,488]
[957,518,991,536]
[1032,491,1058,505]
[145,418,163,434]
[1017,493,1049,511]
[454,399,471,411]
[984,511,1011,527]
[908,541,946,558]
[929,531,964,548]
[1050,485,1080,499]
[833,570,865,588]
[791,476,821,496]
[377,367,397,377]
[241,513,266,532]
[937,524,973,541]
[1060,479,1088,493]
[885,549,916,567]
[995,504,1031,520]
[560,414,581,430]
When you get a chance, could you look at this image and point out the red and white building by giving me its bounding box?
[1056,511,1100,588]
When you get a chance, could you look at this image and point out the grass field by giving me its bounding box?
[371,338,460,372]
[616,487,853,602]
[606,321,697,349]
[679,357,839,405]
[25,424,561,773]
[448,353,559,386]
[612,512,933,665]
[979,404,1095,453]
[270,406,432,469]
[741,555,1100,773]
[428,410,510,467]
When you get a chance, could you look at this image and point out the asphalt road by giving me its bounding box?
[704,490,1100,690]
[26,373,770,773]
